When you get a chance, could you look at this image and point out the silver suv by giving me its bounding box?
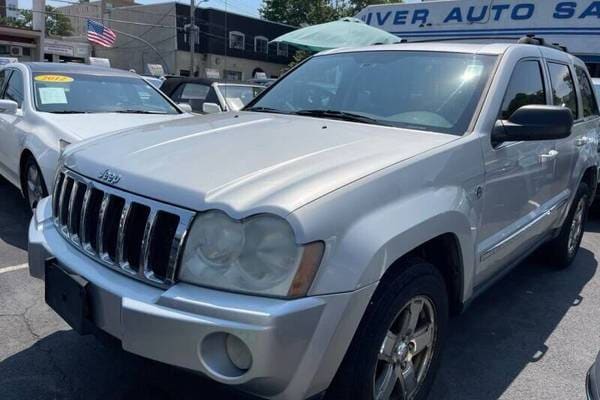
[29,42,599,400]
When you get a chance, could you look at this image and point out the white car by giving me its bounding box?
[0,62,190,209]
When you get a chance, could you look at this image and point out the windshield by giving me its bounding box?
[247,51,497,135]
[33,73,179,114]
[218,84,263,111]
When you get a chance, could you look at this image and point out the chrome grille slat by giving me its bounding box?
[96,193,111,260]
[67,181,79,242]
[57,176,69,228]
[116,201,133,273]
[141,210,158,279]
[79,186,92,248]
[165,221,192,284]
[52,168,194,289]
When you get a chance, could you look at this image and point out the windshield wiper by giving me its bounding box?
[244,106,289,114]
[111,110,168,114]
[293,109,391,126]
[49,111,90,114]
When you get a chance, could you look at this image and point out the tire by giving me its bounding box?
[21,156,48,211]
[544,182,590,269]
[327,259,449,400]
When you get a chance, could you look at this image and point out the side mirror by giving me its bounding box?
[177,103,193,113]
[0,99,18,114]
[202,102,222,114]
[492,105,573,145]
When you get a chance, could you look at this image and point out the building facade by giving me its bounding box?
[95,4,296,79]
[58,0,136,37]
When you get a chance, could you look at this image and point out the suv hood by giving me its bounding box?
[64,112,456,216]
[41,112,186,140]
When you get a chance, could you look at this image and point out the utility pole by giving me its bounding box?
[189,0,195,76]
[32,0,45,61]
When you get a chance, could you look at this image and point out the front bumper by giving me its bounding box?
[28,198,376,400]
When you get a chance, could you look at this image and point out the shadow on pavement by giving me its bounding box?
[0,177,30,251]
[430,245,597,399]
[0,329,258,400]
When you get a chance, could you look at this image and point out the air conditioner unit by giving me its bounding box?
[9,46,22,57]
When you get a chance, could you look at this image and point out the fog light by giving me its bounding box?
[226,334,252,371]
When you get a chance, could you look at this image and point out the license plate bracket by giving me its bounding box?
[44,259,92,335]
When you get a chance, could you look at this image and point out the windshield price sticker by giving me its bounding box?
[34,75,74,83]
[38,87,68,104]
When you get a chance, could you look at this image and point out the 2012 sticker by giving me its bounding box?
[34,75,74,83]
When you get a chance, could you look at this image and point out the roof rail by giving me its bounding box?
[518,34,568,53]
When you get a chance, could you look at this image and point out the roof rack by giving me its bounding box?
[518,34,568,53]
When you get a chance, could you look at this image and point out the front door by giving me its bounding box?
[477,59,560,285]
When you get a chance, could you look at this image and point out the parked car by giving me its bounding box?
[141,75,164,89]
[0,62,191,209]
[247,77,277,87]
[160,77,263,113]
[593,78,600,98]
[29,42,599,400]
[588,352,600,400]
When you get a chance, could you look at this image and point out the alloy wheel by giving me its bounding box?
[567,197,586,257]
[26,163,44,210]
[373,295,437,400]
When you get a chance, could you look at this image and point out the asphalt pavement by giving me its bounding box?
[1,175,600,400]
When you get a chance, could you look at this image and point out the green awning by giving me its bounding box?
[271,17,401,52]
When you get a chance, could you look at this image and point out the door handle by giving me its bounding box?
[575,137,589,147]
[539,149,559,162]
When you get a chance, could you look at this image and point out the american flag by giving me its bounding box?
[87,20,117,48]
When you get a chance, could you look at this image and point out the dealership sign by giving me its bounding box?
[356,0,600,38]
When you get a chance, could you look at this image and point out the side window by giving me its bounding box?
[547,62,578,118]
[575,66,599,118]
[4,69,24,108]
[500,60,546,119]
[0,70,7,94]
[178,83,209,102]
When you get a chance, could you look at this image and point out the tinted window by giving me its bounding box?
[575,66,599,118]
[33,73,178,114]
[179,83,210,100]
[249,51,497,135]
[0,70,7,93]
[500,61,546,119]
[4,69,24,108]
[548,62,578,118]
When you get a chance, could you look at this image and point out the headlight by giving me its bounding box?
[179,211,324,297]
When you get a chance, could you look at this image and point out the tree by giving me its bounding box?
[260,0,402,26]
[18,6,73,36]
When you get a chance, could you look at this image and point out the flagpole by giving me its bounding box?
[102,27,171,74]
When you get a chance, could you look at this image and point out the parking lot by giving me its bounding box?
[1,176,600,400]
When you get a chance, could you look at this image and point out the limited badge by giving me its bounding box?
[34,75,74,83]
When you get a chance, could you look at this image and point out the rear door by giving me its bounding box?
[551,62,599,207]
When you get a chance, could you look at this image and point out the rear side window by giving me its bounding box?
[178,83,209,101]
[548,62,578,118]
[4,69,24,108]
[575,66,599,118]
[500,60,546,119]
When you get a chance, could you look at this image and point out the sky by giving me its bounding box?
[18,0,422,19]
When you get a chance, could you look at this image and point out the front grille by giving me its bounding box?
[53,168,194,288]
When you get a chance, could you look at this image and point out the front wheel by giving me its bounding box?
[22,157,48,211]
[327,259,448,400]
[544,183,590,269]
